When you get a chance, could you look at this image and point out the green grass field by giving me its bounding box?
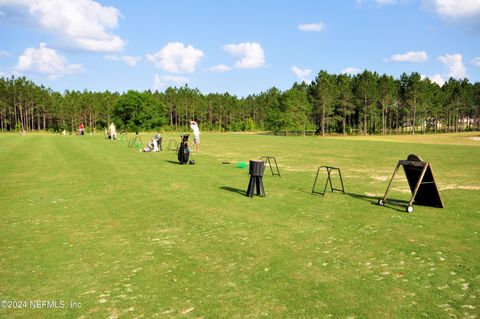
[1,132,479,318]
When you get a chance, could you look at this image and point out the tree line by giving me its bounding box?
[0,70,479,135]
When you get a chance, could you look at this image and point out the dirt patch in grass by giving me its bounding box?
[364,192,383,197]
[282,165,315,172]
[439,184,480,191]
[370,175,388,182]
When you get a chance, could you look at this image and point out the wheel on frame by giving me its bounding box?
[406,205,414,213]
[378,199,385,206]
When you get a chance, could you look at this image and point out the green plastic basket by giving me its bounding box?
[235,161,247,168]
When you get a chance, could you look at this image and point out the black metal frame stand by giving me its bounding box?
[311,166,345,196]
[260,156,281,177]
[378,154,443,213]
[167,139,179,151]
[378,161,421,213]
[128,135,143,148]
[119,131,128,142]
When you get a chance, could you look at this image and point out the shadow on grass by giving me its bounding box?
[164,160,181,165]
[346,192,408,213]
[219,186,246,196]
[291,186,338,196]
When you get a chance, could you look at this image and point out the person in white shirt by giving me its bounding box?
[108,123,117,140]
[189,120,200,153]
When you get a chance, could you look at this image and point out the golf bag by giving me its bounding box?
[143,139,155,152]
[178,134,190,164]
[143,134,163,153]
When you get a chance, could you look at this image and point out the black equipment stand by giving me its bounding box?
[260,156,281,177]
[167,139,179,151]
[311,166,345,196]
[119,131,128,142]
[128,134,143,148]
[246,160,266,197]
[378,154,443,213]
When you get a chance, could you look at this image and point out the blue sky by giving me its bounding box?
[0,0,479,96]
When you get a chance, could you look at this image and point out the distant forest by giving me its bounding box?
[1,70,479,135]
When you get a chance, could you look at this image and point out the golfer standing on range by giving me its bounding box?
[79,123,85,135]
[189,120,200,153]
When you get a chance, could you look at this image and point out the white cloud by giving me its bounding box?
[291,66,311,82]
[438,53,467,79]
[389,51,428,62]
[223,42,265,69]
[105,54,141,66]
[423,0,480,19]
[375,0,398,5]
[421,54,467,84]
[341,67,362,75]
[0,0,125,53]
[207,64,232,72]
[153,74,188,90]
[428,73,446,86]
[14,43,84,79]
[146,42,204,74]
[297,23,325,32]
[0,50,11,58]
[471,57,480,66]
[422,73,446,86]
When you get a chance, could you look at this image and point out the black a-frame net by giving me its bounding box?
[311,166,345,196]
[260,156,280,177]
[378,154,443,213]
